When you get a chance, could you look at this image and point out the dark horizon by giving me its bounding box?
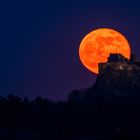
[1,0,140,100]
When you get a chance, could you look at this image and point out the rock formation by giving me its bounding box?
[68,53,140,101]
[95,53,140,97]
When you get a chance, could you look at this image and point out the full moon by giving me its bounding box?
[79,28,131,74]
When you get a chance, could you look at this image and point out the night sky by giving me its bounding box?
[1,0,140,100]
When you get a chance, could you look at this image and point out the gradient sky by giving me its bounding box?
[1,0,140,100]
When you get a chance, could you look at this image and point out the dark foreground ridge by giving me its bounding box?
[1,53,140,140]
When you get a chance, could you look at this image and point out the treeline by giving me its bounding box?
[0,94,140,140]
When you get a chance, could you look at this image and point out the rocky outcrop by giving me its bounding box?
[95,54,140,97]
[68,54,140,101]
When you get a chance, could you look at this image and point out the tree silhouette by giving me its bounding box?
[0,92,139,140]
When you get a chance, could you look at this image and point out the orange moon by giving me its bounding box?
[79,28,131,74]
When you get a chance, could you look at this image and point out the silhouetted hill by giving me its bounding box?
[70,53,140,101]
[1,54,140,140]
[1,94,140,140]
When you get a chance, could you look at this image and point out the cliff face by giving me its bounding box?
[68,54,140,101]
[95,54,140,97]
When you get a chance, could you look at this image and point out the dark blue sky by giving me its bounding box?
[1,0,140,100]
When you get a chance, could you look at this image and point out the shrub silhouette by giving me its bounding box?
[0,91,140,140]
